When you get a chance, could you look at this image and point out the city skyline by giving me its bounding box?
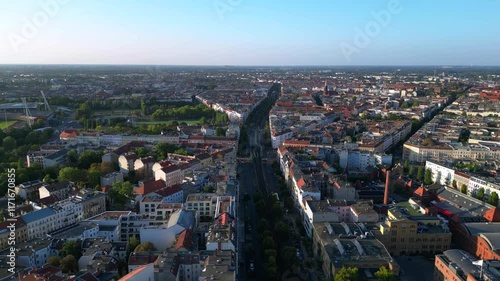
[1,0,500,66]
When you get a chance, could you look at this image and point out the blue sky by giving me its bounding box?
[0,0,499,65]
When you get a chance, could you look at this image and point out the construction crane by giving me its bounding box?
[21,97,32,128]
[40,91,51,111]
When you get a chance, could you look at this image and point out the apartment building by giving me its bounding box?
[425,160,455,186]
[372,208,451,256]
[134,156,156,179]
[0,218,28,250]
[434,250,500,281]
[39,181,73,200]
[312,222,399,280]
[154,164,184,187]
[139,187,184,214]
[185,193,219,221]
[100,171,124,187]
[43,149,68,169]
[119,153,138,174]
[303,200,379,238]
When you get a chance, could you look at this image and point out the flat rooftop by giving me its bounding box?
[435,187,492,217]
[88,211,131,221]
[307,200,348,213]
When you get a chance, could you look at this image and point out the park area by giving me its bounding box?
[0,121,17,130]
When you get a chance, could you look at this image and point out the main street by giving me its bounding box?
[236,84,281,280]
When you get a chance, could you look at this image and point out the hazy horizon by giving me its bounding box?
[1,0,499,66]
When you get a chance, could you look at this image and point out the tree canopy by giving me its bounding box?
[58,167,87,183]
[375,266,396,281]
[489,191,499,206]
[134,242,157,252]
[477,187,485,200]
[334,267,359,281]
[110,181,134,206]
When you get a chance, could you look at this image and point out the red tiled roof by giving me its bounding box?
[160,165,181,174]
[0,217,25,229]
[59,129,78,139]
[454,171,471,179]
[138,156,155,164]
[297,178,306,188]
[175,229,192,250]
[414,187,426,197]
[283,140,311,146]
[217,213,233,225]
[39,195,59,205]
[135,180,167,195]
[101,185,112,193]
[123,153,137,160]
[155,185,182,197]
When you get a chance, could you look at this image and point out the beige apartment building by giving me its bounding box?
[373,208,452,256]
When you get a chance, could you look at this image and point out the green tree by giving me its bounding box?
[60,240,82,259]
[67,149,79,166]
[452,179,457,189]
[262,236,276,250]
[140,99,147,115]
[216,127,226,136]
[134,242,157,252]
[424,169,433,185]
[489,192,499,206]
[58,167,87,183]
[78,150,103,169]
[461,184,467,194]
[375,266,396,281]
[173,148,189,156]
[60,255,78,273]
[477,187,485,200]
[275,222,290,241]
[408,165,415,178]
[128,236,140,256]
[43,174,55,184]
[2,136,16,150]
[155,142,177,159]
[47,256,61,267]
[87,170,101,188]
[283,246,298,267]
[417,166,424,181]
[403,159,409,172]
[110,181,134,205]
[284,196,294,210]
[270,203,283,222]
[334,267,359,281]
[202,185,215,193]
[135,147,149,158]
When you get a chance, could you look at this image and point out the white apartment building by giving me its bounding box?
[271,130,293,149]
[154,165,184,187]
[425,161,455,186]
[185,193,219,220]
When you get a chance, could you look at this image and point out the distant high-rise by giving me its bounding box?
[323,81,328,96]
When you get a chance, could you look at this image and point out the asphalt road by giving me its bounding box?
[238,162,265,281]
[395,256,435,281]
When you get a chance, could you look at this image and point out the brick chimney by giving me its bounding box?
[383,170,391,205]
